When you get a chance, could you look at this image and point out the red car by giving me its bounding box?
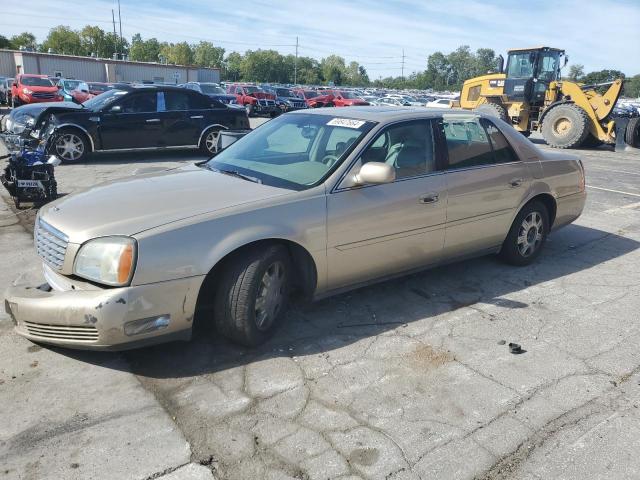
[11,74,63,108]
[226,84,278,117]
[321,90,369,107]
[292,89,336,108]
[87,82,115,96]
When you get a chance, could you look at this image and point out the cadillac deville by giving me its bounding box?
[4,107,586,350]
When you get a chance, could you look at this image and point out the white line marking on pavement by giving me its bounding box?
[586,185,640,198]
[604,201,640,214]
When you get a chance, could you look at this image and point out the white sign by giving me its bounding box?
[327,118,366,129]
[17,180,44,189]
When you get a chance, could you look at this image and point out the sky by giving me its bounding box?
[3,0,640,78]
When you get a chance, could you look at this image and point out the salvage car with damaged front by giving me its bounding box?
[4,107,586,350]
[23,84,250,162]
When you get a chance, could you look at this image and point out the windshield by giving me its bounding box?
[88,83,113,92]
[244,86,261,94]
[302,90,318,98]
[200,84,226,94]
[205,113,375,190]
[21,76,54,87]
[83,88,128,111]
[62,80,82,90]
[339,91,359,99]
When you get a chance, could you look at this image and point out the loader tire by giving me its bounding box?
[474,103,508,123]
[581,133,604,148]
[541,104,590,149]
[625,117,640,148]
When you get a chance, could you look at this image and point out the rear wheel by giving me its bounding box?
[200,128,221,155]
[500,201,549,266]
[53,128,89,163]
[474,103,508,123]
[541,104,589,148]
[214,245,291,347]
[625,117,640,148]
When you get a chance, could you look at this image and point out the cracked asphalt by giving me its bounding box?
[1,112,640,480]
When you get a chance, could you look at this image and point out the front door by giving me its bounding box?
[99,91,161,150]
[327,120,447,290]
[438,114,531,258]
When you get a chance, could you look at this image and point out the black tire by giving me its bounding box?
[500,201,549,266]
[52,128,89,163]
[199,127,221,155]
[625,117,640,148]
[541,104,590,149]
[474,103,508,123]
[581,133,604,148]
[214,244,291,347]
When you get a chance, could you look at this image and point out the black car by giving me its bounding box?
[263,86,307,113]
[180,82,238,105]
[28,85,250,162]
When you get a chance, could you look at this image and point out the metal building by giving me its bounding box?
[0,49,220,84]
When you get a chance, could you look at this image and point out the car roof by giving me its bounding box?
[288,106,470,122]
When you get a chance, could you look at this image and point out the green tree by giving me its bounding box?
[41,26,83,55]
[320,55,346,85]
[224,51,243,81]
[474,48,496,76]
[166,42,193,65]
[0,35,11,49]
[582,69,625,85]
[130,34,161,62]
[241,49,288,82]
[79,25,108,57]
[10,32,37,50]
[623,74,640,98]
[194,41,225,68]
[567,64,584,81]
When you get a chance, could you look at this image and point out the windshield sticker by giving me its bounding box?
[327,118,366,129]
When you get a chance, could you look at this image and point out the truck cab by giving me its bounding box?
[503,47,565,106]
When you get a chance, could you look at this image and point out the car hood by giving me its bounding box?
[39,164,291,242]
[248,92,276,100]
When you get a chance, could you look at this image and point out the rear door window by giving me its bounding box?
[442,115,494,169]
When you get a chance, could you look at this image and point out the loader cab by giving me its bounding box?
[504,47,564,106]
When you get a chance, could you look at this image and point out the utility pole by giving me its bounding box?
[112,9,119,59]
[294,36,298,85]
[401,48,406,83]
[118,0,123,58]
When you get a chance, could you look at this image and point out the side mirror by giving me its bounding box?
[109,105,122,113]
[564,56,569,67]
[353,162,396,185]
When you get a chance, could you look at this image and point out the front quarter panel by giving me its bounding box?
[131,188,328,292]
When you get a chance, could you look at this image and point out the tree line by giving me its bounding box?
[1,27,638,96]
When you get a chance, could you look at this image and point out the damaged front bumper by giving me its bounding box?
[4,265,205,350]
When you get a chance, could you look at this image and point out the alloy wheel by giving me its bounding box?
[517,211,544,257]
[205,130,219,153]
[254,261,286,331]
[55,133,84,162]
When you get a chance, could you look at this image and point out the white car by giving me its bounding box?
[426,98,453,109]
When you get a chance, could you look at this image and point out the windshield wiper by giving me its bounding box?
[207,166,261,184]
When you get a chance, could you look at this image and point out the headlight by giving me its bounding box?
[74,236,137,286]
[23,88,33,95]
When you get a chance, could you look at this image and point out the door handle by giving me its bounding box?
[509,178,524,188]
[145,118,161,123]
[190,115,204,119]
[419,193,439,204]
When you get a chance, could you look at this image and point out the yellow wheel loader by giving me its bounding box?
[456,47,639,149]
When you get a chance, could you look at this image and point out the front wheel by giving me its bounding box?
[200,128,220,155]
[500,201,549,266]
[53,128,89,163]
[214,245,291,347]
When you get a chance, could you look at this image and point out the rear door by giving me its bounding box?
[438,114,530,258]
[99,91,160,149]
[157,90,202,147]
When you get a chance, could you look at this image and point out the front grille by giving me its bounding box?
[32,92,55,99]
[258,99,275,106]
[24,321,98,342]
[34,218,68,271]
